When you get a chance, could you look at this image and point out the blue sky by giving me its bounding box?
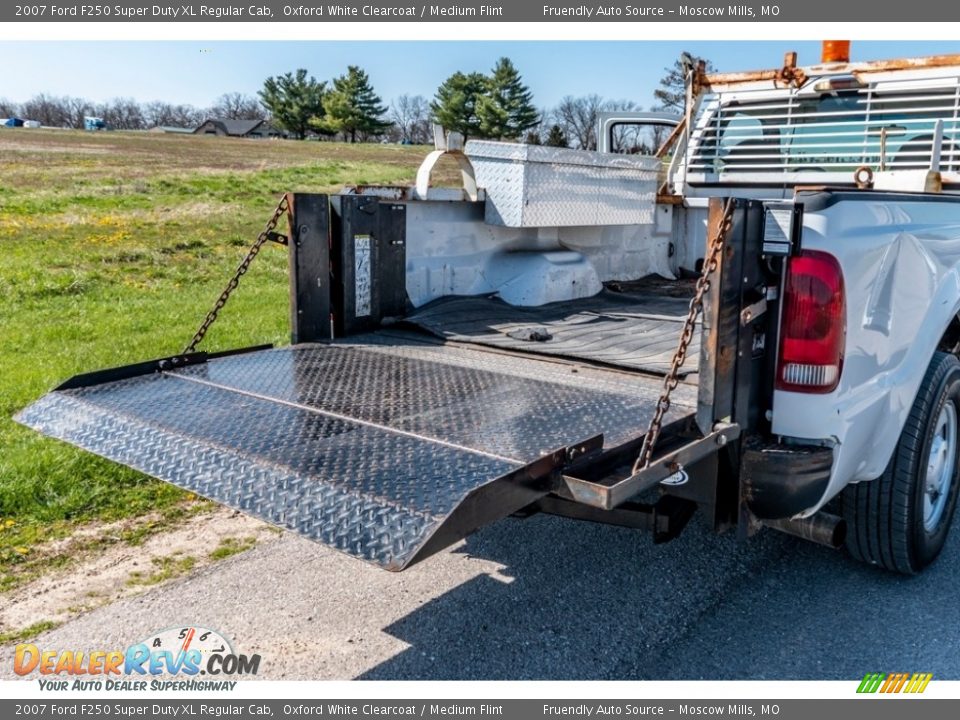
[2,41,960,110]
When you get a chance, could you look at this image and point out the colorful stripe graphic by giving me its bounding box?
[857,672,932,694]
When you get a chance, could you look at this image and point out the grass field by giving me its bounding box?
[0,129,445,590]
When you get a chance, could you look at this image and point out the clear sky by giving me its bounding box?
[3,41,960,110]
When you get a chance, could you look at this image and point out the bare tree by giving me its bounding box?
[552,94,604,150]
[0,98,19,118]
[63,96,94,128]
[21,94,70,127]
[143,101,204,129]
[211,92,264,120]
[389,94,430,144]
[174,104,205,128]
[144,101,175,128]
[523,106,552,145]
[603,99,640,153]
[97,98,145,130]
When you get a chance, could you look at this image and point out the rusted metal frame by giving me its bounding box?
[704,53,960,93]
[532,496,658,530]
[529,495,698,544]
[655,117,687,199]
[728,201,784,535]
[558,423,741,511]
[560,415,698,485]
[734,201,772,434]
[655,116,686,159]
[405,435,604,568]
[696,198,747,435]
[288,193,332,344]
[547,199,754,519]
[694,198,763,533]
[660,88,707,196]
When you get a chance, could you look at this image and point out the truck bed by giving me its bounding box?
[405,287,698,377]
[16,329,696,570]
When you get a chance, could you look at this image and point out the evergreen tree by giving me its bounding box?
[259,69,326,140]
[321,66,390,143]
[545,124,569,148]
[430,71,488,141]
[476,57,539,141]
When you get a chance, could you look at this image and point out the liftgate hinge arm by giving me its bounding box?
[559,423,742,511]
[740,297,768,326]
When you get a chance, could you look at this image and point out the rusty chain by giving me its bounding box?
[632,199,735,475]
[182,195,290,355]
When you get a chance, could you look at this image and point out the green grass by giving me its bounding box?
[209,535,258,561]
[0,501,213,593]
[127,553,197,586]
[0,129,439,581]
[0,619,61,645]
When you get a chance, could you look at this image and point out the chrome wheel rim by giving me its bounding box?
[924,402,957,532]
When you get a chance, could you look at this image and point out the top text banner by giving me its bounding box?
[4,1,955,23]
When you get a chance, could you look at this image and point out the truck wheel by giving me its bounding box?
[843,351,960,574]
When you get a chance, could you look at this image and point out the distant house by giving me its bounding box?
[1,117,25,128]
[193,118,284,139]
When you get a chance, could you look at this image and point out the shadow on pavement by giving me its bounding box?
[359,511,960,680]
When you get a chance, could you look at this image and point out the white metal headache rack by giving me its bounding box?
[674,60,960,192]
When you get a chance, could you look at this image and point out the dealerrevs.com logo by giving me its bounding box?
[14,626,260,691]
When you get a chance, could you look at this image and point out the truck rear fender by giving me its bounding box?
[771,191,960,512]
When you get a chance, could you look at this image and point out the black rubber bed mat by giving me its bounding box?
[16,334,696,571]
[404,291,698,377]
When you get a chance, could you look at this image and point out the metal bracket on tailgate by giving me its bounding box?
[405,434,604,569]
[561,423,741,511]
[54,345,273,391]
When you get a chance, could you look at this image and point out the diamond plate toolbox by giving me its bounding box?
[465,140,659,228]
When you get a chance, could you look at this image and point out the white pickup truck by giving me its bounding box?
[17,45,960,575]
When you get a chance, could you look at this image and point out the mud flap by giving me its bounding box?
[15,338,668,570]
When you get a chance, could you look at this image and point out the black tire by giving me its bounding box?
[843,351,960,574]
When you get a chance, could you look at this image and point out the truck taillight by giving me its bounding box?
[777,251,845,394]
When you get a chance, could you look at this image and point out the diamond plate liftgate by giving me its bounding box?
[15,193,699,570]
[15,337,681,570]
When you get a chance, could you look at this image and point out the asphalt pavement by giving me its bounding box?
[4,509,959,680]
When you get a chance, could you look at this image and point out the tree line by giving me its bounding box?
[0,92,262,131]
[0,54,707,149]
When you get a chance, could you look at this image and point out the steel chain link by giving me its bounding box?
[182,195,290,355]
[632,199,735,474]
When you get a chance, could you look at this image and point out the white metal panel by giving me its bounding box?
[400,200,673,308]
[771,193,960,514]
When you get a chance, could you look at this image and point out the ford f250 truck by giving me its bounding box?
[17,44,960,575]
